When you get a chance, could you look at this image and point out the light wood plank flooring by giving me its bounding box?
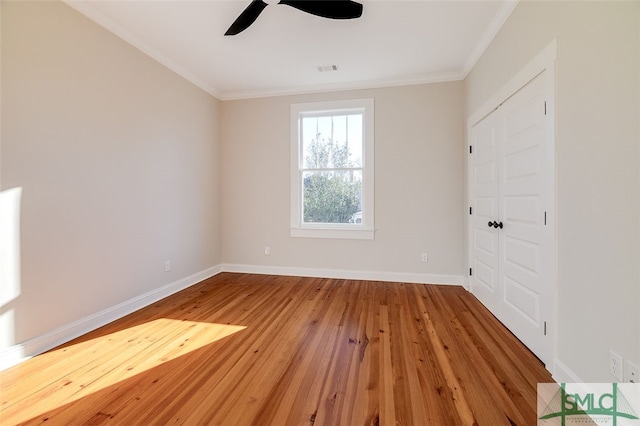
[1,273,553,425]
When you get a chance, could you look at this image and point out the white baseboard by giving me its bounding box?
[0,265,222,371]
[221,263,465,286]
[1,264,463,371]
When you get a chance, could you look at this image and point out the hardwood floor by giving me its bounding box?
[0,273,553,425]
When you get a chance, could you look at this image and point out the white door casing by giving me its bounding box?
[468,48,555,368]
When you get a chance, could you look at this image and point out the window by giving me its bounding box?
[290,99,374,239]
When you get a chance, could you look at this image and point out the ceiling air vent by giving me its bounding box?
[317,64,339,72]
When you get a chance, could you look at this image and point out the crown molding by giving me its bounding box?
[461,0,520,78]
[64,0,222,99]
[64,0,518,102]
[218,70,466,101]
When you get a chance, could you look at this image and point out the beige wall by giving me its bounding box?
[1,1,221,350]
[465,1,640,381]
[7,0,637,384]
[221,83,464,279]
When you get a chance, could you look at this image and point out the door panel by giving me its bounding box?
[503,236,539,274]
[503,196,540,225]
[503,146,540,181]
[474,257,496,293]
[503,275,539,325]
[474,228,495,255]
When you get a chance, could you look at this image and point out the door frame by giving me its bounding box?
[466,40,557,370]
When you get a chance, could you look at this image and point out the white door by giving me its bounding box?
[469,110,500,315]
[469,70,554,365]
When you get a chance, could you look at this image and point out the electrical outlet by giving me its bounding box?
[264,246,271,256]
[610,350,623,381]
[421,253,428,263]
[165,261,171,272]
[624,360,639,383]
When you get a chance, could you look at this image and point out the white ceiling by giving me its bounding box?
[65,0,518,100]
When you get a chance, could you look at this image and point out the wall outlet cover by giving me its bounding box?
[624,360,639,383]
[610,350,623,381]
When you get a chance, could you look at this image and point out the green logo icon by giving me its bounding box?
[539,383,639,425]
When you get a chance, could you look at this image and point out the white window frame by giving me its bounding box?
[290,98,375,239]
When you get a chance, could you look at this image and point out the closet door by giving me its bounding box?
[469,110,500,315]
[469,71,554,365]
[497,73,553,365]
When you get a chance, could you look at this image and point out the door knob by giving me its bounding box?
[488,221,504,229]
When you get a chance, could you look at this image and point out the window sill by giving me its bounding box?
[290,227,375,240]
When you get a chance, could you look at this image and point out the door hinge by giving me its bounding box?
[544,211,547,225]
[469,206,472,215]
[469,145,473,154]
[544,101,547,116]
[469,268,473,276]
[544,321,547,336]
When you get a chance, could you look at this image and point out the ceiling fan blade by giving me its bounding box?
[225,0,269,36]
[279,0,363,20]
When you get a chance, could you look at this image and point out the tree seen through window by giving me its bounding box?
[301,114,362,224]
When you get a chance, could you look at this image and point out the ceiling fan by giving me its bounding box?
[225,0,364,36]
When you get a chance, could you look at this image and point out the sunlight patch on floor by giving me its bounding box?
[0,318,246,424]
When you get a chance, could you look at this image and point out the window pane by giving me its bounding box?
[302,116,331,169]
[332,115,347,153]
[347,114,363,167]
[302,113,363,169]
[302,170,362,224]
